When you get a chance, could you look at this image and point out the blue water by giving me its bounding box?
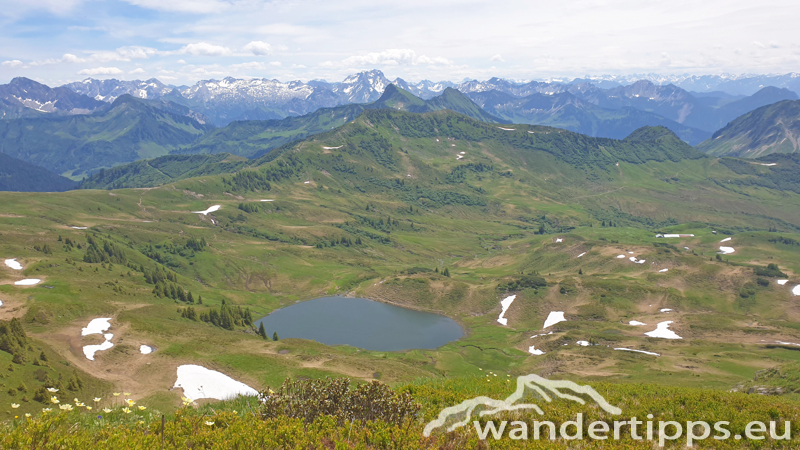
[255,297,463,351]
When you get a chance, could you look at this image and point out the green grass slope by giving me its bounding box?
[77,153,250,189]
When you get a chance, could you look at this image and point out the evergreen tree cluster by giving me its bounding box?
[154,281,196,303]
[33,243,53,254]
[0,319,29,365]
[315,235,361,248]
[222,170,272,192]
[185,236,207,251]
[83,235,127,264]
[180,301,253,331]
[238,203,260,213]
[141,237,208,267]
[143,265,177,285]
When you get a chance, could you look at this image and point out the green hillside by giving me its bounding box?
[0,95,214,179]
[0,153,77,192]
[180,84,504,158]
[697,99,800,157]
[78,153,250,189]
[2,108,800,446]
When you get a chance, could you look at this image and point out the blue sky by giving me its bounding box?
[1,0,799,86]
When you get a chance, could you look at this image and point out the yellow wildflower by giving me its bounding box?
[93,398,101,402]
[103,408,112,413]
[138,405,146,411]
[204,421,214,426]
[46,388,58,393]
[50,397,59,404]
[86,406,92,411]
[122,407,131,414]
[113,393,120,397]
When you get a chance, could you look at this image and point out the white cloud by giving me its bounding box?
[230,62,266,71]
[120,0,230,14]
[177,60,186,64]
[179,42,232,57]
[129,68,146,74]
[490,54,505,62]
[61,54,86,63]
[243,41,272,56]
[78,67,124,75]
[329,49,454,68]
[84,46,158,62]
[269,61,282,67]
[2,60,24,68]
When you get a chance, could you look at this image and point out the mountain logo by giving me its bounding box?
[422,374,621,437]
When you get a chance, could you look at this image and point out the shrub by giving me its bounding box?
[260,377,419,426]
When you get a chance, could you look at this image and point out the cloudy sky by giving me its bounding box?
[1,0,798,86]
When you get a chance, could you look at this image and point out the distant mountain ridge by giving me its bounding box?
[0,77,105,115]
[0,95,213,178]
[180,84,504,158]
[697,99,800,158]
[0,153,77,192]
[57,70,800,138]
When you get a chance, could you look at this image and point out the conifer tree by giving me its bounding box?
[258,322,267,339]
[272,331,279,341]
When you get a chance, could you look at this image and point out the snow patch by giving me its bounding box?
[173,364,258,402]
[719,246,735,254]
[83,340,113,361]
[192,205,221,215]
[70,226,88,230]
[660,308,672,312]
[629,320,646,326]
[14,279,40,286]
[529,331,553,339]
[4,259,22,270]
[615,348,660,356]
[82,318,114,360]
[496,295,516,326]
[322,146,343,150]
[543,311,566,329]
[793,285,800,296]
[497,127,516,131]
[644,321,682,339]
[260,199,274,202]
[617,255,626,259]
[577,252,586,258]
[82,318,112,336]
[658,268,669,273]
[304,181,311,184]
[720,237,732,242]
[555,238,563,243]
[527,346,545,355]
[576,340,590,347]
[777,280,788,285]
[140,345,154,354]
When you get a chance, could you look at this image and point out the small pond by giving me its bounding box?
[255,296,463,351]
